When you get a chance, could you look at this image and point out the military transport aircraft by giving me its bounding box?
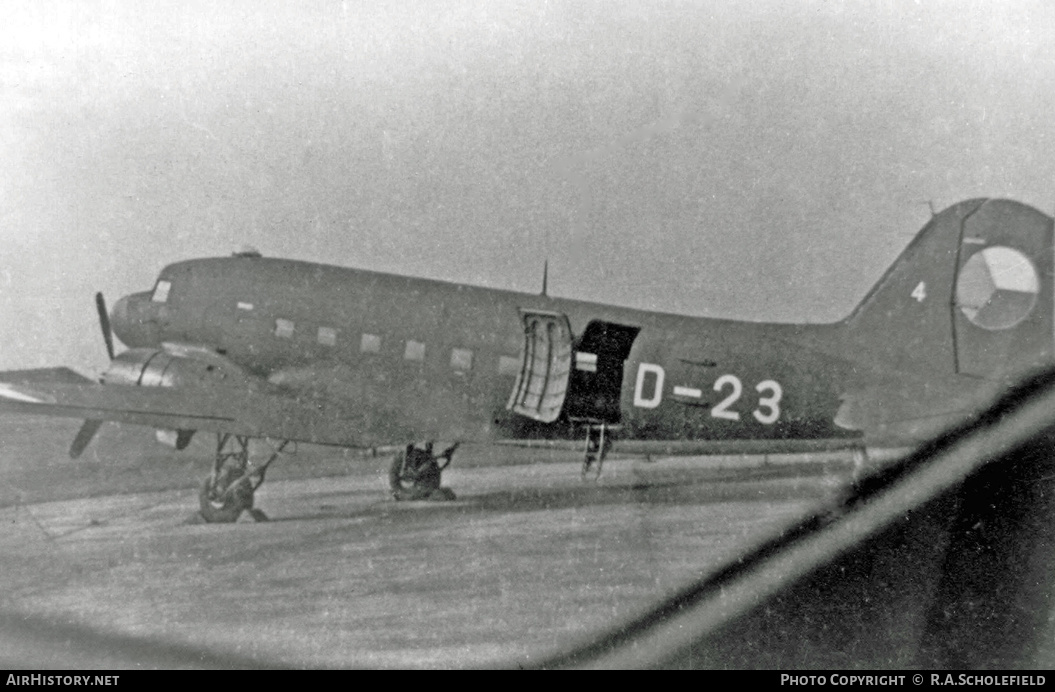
[0,198,1050,522]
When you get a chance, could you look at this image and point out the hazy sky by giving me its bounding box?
[2,0,1055,373]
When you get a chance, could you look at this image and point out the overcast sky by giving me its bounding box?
[2,0,1054,373]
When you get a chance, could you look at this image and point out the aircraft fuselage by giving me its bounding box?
[104,199,1055,452]
[109,255,859,449]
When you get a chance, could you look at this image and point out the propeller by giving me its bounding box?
[70,420,102,459]
[74,292,113,458]
[95,291,115,361]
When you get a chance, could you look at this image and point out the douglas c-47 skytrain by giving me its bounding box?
[0,198,1050,522]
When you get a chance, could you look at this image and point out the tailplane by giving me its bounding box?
[844,199,1054,379]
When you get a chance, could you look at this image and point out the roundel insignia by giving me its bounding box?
[955,246,1039,330]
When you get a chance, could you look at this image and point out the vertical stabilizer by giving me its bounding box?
[952,200,1053,378]
[844,199,1054,379]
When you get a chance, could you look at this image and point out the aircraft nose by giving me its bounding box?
[110,292,157,348]
[109,294,133,347]
[110,294,129,332]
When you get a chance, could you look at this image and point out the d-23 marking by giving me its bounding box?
[621,352,848,440]
[632,363,783,423]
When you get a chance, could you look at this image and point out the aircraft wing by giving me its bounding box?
[0,367,262,437]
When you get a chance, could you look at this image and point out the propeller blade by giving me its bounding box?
[69,419,102,459]
[95,292,115,361]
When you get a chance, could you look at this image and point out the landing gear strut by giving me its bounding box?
[389,442,458,501]
[199,434,289,523]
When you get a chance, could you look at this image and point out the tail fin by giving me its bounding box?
[844,199,1054,379]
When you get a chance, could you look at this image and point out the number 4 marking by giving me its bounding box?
[911,281,926,302]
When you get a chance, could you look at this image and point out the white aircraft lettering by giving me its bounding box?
[632,365,783,424]
[633,363,665,409]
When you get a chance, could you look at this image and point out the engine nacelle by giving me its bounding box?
[101,348,245,452]
[102,348,246,388]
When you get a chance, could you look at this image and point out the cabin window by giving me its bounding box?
[360,333,381,353]
[450,348,473,371]
[317,326,337,346]
[404,340,426,362]
[274,319,295,339]
[151,280,172,303]
[498,355,520,376]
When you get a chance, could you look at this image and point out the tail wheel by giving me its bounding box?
[389,446,442,501]
[199,474,254,523]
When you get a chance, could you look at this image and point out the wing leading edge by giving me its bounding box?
[0,368,256,437]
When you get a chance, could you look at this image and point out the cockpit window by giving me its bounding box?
[151,280,172,303]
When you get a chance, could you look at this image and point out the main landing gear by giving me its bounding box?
[389,442,459,501]
[199,434,290,523]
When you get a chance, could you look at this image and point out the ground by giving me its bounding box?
[0,416,856,668]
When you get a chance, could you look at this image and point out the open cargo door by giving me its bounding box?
[507,310,573,423]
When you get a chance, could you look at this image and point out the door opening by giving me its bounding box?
[564,320,640,424]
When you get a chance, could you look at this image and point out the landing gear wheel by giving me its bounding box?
[199,474,254,523]
[198,434,290,523]
[389,446,442,501]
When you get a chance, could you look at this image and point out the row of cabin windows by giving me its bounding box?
[273,318,494,374]
[147,285,514,376]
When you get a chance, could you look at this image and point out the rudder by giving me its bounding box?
[951,199,1053,378]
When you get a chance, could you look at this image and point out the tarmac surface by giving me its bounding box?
[0,417,858,668]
